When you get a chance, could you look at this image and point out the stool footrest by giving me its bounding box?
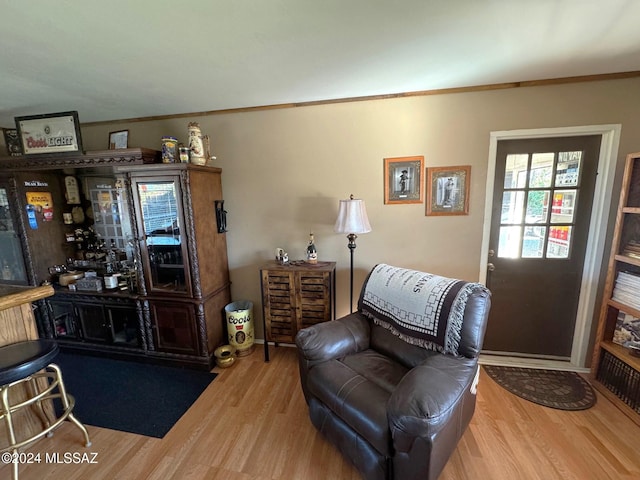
[0,361,91,479]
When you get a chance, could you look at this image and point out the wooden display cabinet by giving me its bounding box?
[121,163,231,368]
[260,261,335,361]
[0,149,231,370]
[591,151,640,426]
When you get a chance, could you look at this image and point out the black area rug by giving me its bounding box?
[53,352,217,438]
[483,365,596,410]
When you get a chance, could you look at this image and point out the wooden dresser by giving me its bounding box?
[260,261,335,361]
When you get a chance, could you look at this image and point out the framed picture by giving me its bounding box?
[109,130,129,150]
[426,165,471,216]
[3,128,22,156]
[15,111,83,155]
[384,156,424,204]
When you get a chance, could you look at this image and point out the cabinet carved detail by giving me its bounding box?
[123,174,147,297]
[140,299,154,351]
[0,148,159,171]
[195,302,208,356]
[180,169,203,299]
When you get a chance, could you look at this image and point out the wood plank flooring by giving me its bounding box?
[3,347,639,479]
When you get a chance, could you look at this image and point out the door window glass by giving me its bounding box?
[530,153,553,187]
[526,190,550,223]
[522,226,547,258]
[501,191,525,224]
[550,189,576,223]
[498,226,521,258]
[504,154,528,188]
[555,152,582,187]
[548,226,572,258]
[498,151,583,259]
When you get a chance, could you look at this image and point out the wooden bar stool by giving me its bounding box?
[0,340,91,480]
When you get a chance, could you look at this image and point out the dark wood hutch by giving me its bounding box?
[0,149,231,370]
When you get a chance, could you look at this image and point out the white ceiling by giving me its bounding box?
[2,0,640,128]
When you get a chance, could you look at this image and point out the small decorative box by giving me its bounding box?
[75,277,103,292]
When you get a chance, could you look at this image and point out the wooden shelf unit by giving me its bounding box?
[591,152,640,426]
[260,261,335,362]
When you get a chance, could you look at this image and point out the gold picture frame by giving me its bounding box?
[383,156,424,204]
[426,165,470,216]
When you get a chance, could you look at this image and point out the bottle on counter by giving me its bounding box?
[84,242,95,261]
[2,262,13,280]
[306,232,318,264]
[179,144,190,163]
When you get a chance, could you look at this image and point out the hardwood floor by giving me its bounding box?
[3,346,640,479]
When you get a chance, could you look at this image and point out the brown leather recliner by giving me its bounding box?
[295,264,491,480]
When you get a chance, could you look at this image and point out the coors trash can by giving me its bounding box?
[225,300,255,356]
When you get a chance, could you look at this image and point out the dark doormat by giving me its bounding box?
[54,352,217,438]
[483,365,596,410]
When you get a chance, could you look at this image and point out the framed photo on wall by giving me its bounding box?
[383,155,424,204]
[426,165,470,216]
[3,128,22,156]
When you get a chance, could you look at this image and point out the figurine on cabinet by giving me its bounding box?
[187,122,206,165]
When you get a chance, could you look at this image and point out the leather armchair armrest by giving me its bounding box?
[295,313,370,362]
[387,355,478,452]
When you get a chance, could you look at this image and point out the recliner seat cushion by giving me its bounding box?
[306,349,409,456]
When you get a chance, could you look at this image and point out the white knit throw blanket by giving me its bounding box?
[360,264,487,355]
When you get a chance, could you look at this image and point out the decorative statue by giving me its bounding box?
[187,122,206,165]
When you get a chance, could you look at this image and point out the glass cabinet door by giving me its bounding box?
[0,186,28,284]
[133,177,190,295]
[86,176,132,253]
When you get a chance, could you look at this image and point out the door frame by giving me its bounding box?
[479,124,621,371]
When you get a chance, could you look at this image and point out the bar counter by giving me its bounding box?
[0,284,55,446]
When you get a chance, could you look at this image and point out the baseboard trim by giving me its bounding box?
[480,353,590,373]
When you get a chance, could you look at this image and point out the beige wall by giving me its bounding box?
[75,77,640,339]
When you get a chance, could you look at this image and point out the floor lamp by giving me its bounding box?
[334,194,372,313]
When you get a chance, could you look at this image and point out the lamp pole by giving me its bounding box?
[347,233,358,313]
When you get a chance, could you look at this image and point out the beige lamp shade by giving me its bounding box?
[334,195,372,234]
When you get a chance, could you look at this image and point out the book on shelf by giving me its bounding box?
[612,271,640,310]
[622,240,640,259]
[613,311,640,347]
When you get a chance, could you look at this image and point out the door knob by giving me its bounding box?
[488,249,495,257]
[487,263,495,272]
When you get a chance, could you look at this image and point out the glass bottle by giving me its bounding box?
[85,242,95,261]
[2,261,12,280]
[306,232,318,264]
